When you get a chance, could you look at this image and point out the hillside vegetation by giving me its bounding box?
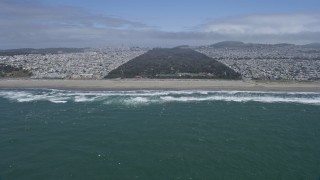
[105,48,241,79]
[0,64,31,78]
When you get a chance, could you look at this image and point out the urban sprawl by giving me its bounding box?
[1,45,320,80]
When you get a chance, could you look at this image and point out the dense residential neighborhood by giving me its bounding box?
[0,47,148,79]
[1,43,320,80]
[196,43,320,80]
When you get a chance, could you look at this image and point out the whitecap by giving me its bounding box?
[74,95,97,102]
[124,97,155,105]
[49,100,67,103]
[0,89,320,105]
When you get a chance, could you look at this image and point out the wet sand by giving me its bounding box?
[0,79,320,92]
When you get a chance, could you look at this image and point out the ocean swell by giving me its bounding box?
[0,89,319,105]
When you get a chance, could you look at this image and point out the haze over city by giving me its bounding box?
[1,0,320,49]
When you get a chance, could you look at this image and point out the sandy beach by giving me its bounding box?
[0,79,319,92]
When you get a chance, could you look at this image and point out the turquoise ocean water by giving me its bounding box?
[0,89,320,180]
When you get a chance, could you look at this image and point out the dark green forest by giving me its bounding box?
[0,64,31,78]
[105,48,241,79]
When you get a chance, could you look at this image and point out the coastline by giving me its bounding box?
[0,79,320,92]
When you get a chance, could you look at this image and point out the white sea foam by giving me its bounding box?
[124,97,152,105]
[0,89,319,105]
[160,95,320,105]
[49,100,68,103]
[74,95,97,102]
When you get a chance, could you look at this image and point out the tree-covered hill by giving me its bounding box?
[0,64,31,78]
[105,48,241,79]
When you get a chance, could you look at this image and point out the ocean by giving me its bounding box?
[0,89,320,180]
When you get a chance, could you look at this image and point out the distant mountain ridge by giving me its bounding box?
[1,42,320,53]
[0,48,86,56]
[209,41,246,48]
[301,43,320,48]
[208,41,318,48]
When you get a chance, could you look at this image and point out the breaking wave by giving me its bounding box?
[0,89,320,105]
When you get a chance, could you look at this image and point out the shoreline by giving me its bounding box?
[0,79,320,92]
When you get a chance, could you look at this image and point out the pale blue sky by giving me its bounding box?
[1,0,320,48]
[42,0,320,31]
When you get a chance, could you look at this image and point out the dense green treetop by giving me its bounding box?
[106,48,241,79]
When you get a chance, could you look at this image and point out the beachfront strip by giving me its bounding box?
[1,45,320,80]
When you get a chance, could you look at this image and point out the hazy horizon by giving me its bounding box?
[1,0,320,49]
[1,41,320,50]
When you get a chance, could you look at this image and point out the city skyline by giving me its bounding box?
[1,0,320,48]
